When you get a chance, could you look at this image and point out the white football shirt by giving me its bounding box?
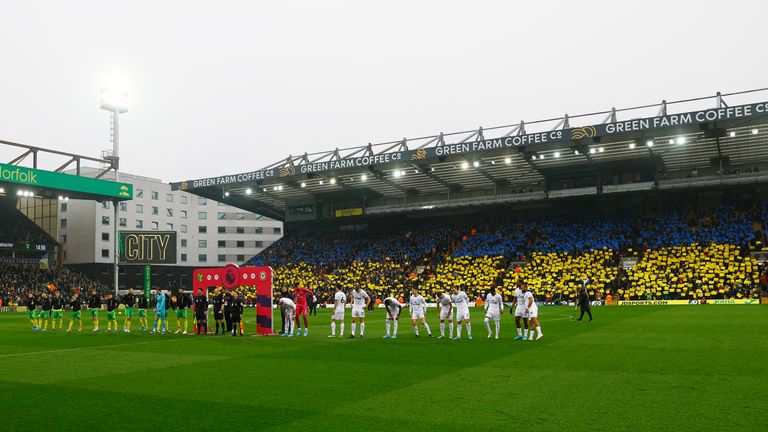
[485,293,503,313]
[351,289,369,307]
[333,291,346,312]
[410,295,427,313]
[451,291,470,310]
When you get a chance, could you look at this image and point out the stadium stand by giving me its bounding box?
[0,199,55,244]
[245,201,768,303]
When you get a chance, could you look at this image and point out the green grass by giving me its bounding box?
[1,305,767,431]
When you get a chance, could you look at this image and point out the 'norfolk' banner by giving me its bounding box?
[0,163,133,200]
[172,101,768,191]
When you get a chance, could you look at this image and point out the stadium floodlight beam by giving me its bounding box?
[100,86,128,298]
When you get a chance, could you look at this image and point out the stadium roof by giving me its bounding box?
[172,88,768,221]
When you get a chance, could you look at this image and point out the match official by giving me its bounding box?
[577,287,593,321]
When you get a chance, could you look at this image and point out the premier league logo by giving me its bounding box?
[222,264,240,289]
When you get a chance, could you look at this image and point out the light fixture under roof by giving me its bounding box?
[300,182,306,188]
[330,178,336,184]
[224,191,230,197]
[668,139,675,144]
[504,157,511,164]
[629,143,636,149]
[729,131,736,138]
[361,174,368,181]
[319,180,324,185]
[589,148,596,154]
[245,188,252,195]
[554,151,561,158]
[676,137,686,145]
[647,141,655,147]
[393,170,401,178]
[461,161,469,169]
[752,128,759,135]
[598,147,604,153]
[472,160,480,168]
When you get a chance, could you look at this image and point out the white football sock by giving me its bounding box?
[516,327,522,336]
[340,323,344,336]
[484,318,491,334]
[536,326,542,336]
[524,328,529,338]
[495,319,500,336]
[393,320,398,336]
[351,323,356,336]
[449,322,454,337]
[466,323,472,336]
[331,322,336,336]
[440,322,445,336]
[413,325,419,336]
[423,322,431,335]
[457,323,462,338]
[385,318,390,336]
[360,323,365,336]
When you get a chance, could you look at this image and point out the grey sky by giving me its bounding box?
[1,0,766,183]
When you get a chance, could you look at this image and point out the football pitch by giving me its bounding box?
[1,305,766,431]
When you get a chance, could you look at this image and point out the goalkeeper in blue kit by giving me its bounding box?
[151,289,168,334]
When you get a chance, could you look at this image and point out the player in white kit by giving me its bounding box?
[513,281,530,340]
[435,290,453,339]
[348,287,370,339]
[329,286,346,338]
[409,288,432,338]
[523,284,543,340]
[382,297,402,338]
[278,297,296,337]
[450,286,472,340]
[484,287,503,339]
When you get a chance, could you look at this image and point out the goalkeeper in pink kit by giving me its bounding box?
[293,283,315,336]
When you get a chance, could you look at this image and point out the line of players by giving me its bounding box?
[278,281,543,341]
[24,287,249,337]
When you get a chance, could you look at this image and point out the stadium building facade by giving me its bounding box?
[51,168,283,289]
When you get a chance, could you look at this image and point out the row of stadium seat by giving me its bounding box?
[244,203,768,302]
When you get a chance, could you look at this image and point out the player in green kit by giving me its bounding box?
[122,288,136,333]
[174,291,189,334]
[51,291,65,331]
[39,293,52,331]
[88,289,102,331]
[137,292,149,331]
[26,293,39,330]
[104,294,120,333]
[67,292,83,332]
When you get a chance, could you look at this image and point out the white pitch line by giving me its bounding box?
[0,337,189,359]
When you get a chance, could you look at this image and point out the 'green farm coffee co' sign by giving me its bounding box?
[0,163,132,200]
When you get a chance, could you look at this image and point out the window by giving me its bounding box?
[102,216,110,225]
[236,213,245,220]
[217,212,226,220]
[60,203,67,212]
[198,226,207,234]
[181,239,188,248]
[136,220,144,229]
[119,218,127,227]
[61,219,67,228]
[198,240,207,248]
[181,210,188,219]
[151,221,159,230]
[181,195,187,205]
[136,189,144,198]
[236,254,245,262]
[59,235,67,244]
[217,254,226,262]
[218,240,226,248]
[255,227,263,234]
[101,249,110,258]
[152,206,159,215]
[181,253,187,262]
[218,226,226,233]
[236,227,245,234]
[102,232,110,241]
[166,223,173,231]
[151,191,158,200]
[199,197,207,205]
[119,202,128,212]
[136,204,144,214]
[273,227,282,235]
[166,193,173,202]
[255,241,264,248]
[181,224,187,233]
[199,212,207,220]
[198,254,207,262]
[101,201,110,209]
[236,240,245,248]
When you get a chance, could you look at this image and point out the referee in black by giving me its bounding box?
[223,290,233,334]
[194,291,209,335]
[577,286,593,321]
[212,288,225,335]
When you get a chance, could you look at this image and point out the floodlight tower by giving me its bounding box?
[100,88,128,297]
